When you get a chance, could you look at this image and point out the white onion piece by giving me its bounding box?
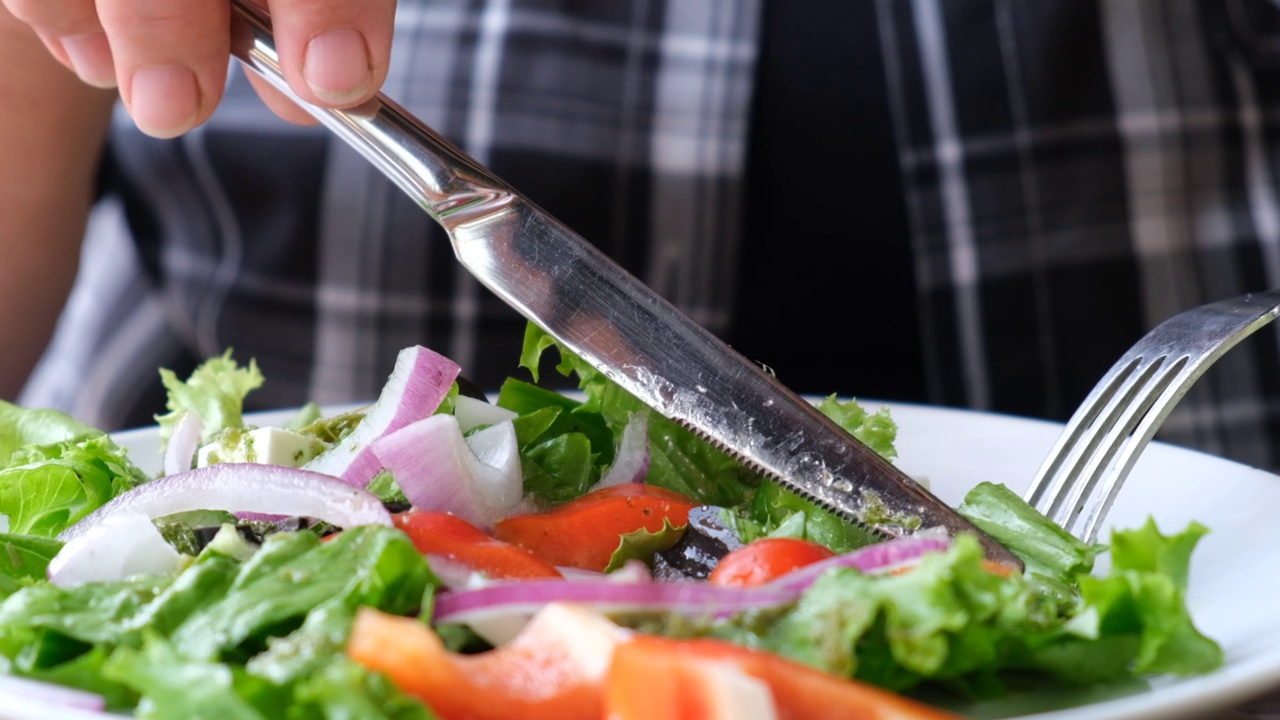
[423,554,485,589]
[304,345,460,488]
[58,464,392,543]
[555,560,651,584]
[163,411,204,477]
[47,512,183,587]
[591,411,650,491]
[0,675,105,713]
[371,415,523,530]
[454,394,517,433]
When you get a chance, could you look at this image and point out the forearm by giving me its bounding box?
[0,5,116,400]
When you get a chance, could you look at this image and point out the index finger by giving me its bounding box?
[3,0,116,87]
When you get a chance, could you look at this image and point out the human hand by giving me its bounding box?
[2,0,395,138]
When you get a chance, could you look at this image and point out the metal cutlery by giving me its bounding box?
[225,0,1021,567]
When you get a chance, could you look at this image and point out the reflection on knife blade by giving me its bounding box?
[227,0,1023,571]
[451,206,1021,570]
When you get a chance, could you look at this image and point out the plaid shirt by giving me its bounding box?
[23,0,1280,472]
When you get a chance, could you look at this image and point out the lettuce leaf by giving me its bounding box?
[0,434,147,538]
[605,518,684,572]
[0,526,437,715]
[517,325,762,507]
[0,533,62,596]
[689,517,1220,696]
[155,350,264,451]
[957,482,1100,583]
[635,481,1218,694]
[0,401,99,468]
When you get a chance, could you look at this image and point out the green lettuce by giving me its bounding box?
[605,518,684,572]
[957,482,1101,584]
[0,533,63,598]
[676,487,1222,697]
[0,401,99,467]
[517,324,763,507]
[0,525,437,714]
[155,350,265,451]
[0,433,147,538]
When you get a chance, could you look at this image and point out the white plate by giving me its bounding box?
[6,402,1279,720]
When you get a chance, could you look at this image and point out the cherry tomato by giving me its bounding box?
[708,538,835,587]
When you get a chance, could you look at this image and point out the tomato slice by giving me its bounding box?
[348,605,627,720]
[393,511,562,580]
[492,483,699,571]
[609,635,963,720]
[708,538,836,587]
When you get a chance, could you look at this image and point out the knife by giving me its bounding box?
[226,0,1022,568]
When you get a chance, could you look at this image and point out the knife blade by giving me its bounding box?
[227,0,1022,569]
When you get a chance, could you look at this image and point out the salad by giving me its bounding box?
[0,323,1222,719]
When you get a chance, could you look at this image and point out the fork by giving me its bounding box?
[1023,289,1280,543]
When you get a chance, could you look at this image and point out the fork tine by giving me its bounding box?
[1027,289,1280,543]
[1055,355,1187,539]
[1024,355,1146,514]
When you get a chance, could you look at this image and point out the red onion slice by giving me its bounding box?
[433,537,952,644]
[765,535,952,593]
[163,411,204,477]
[0,675,105,713]
[433,578,799,644]
[371,415,523,530]
[304,345,460,488]
[591,411,650,491]
[57,464,392,543]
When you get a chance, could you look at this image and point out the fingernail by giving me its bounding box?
[62,32,117,88]
[304,26,372,105]
[128,65,201,139]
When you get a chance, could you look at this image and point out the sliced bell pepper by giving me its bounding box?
[607,634,963,720]
[348,604,627,720]
[393,511,563,580]
[492,483,698,571]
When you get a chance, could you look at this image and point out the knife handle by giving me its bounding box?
[228,0,512,227]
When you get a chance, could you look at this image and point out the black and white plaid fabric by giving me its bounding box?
[23,0,1280,473]
[23,0,762,426]
[865,0,1280,468]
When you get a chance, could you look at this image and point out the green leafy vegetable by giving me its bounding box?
[521,433,599,503]
[738,482,881,553]
[517,325,763,507]
[0,434,147,537]
[0,526,437,715]
[813,395,898,460]
[0,401,99,468]
[0,533,62,597]
[691,519,1221,695]
[155,350,265,450]
[605,518,684,572]
[957,482,1100,583]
